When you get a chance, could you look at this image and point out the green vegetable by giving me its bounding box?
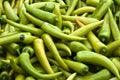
[76,51,120,79]
[19,52,62,79]
[33,38,54,74]
[3,1,19,22]
[24,2,58,24]
[42,33,70,71]
[70,20,104,37]
[41,22,86,41]
[69,41,90,53]
[63,59,89,75]
[15,74,25,80]
[75,69,111,80]
[91,0,113,20]
[98,12,111,43]
[87,31,108,54]
[108,8,120,41]
[4,18,44,37]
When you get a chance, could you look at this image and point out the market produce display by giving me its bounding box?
[0,0,120,80]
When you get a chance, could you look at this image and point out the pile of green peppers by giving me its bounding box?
[0,0,120,80]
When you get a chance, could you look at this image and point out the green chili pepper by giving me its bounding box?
[76,51,120,79]
[19,52,62,79]
[33,38,54,74]
[75,19,93,50]
[0,32,37,45]
[3,42,20,55]
[10,59,26,74]
[4,18,44,37]
[3,1,19,22]
[72,6,96,16]
[30,2,64,9]
[62,15,99,24]
[76,0,82,8]
[0,31,20,38]
[70,20,104,37]
[108,8,120,41]
[91,0,113,20]
[66,73,76,80]
[26,24,35,28]
[18,6,29,24]
[82,40,93,51]
[106,40,120,56]
[62,20,74,33]
[23,11,44,26]
[40,3,55,12]
[55,43,72,56]
[22,45,34,56]
[12,0,20,14]
[15,74,25,80]
[17,0,29,24]
[56,0,66,8]
[53,4,62,29]
[74,69,111,80]
[62,27,71,34]
[24,2,58,24]
[76,17,107,53]
[23,11,62,33]
[17,0,24,13]
[41,22,86,41]
[87,31,108,54]
[3,23,10,34]
[68,41,90,53]
[20,34,37,44]
[65,0,78,15]
[111,57,120,72]
[42,33,70,71]
[30,2,46,8]
[63,59,89,75]
[86,0,99,6]
[98,12,111,43]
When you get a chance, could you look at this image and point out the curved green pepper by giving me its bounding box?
[24,2,58,24]
[19,52,62,79]
[74,69,111,80]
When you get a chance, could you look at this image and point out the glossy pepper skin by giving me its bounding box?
[74,69,111,80]
[19,52,62,79]
[91,0,113,20]
[76,51,120,80]
[24,2,58,24]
